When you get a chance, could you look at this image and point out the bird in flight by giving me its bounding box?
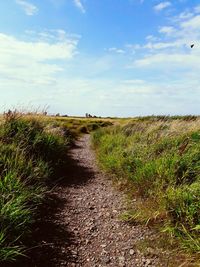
[191,44,194,48]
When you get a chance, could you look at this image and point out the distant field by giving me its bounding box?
[0,113,114,135]
[43,116,114,134]
[92,115,200,253]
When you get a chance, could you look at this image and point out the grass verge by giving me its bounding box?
[92,116,200,260]
[0,111,71,263]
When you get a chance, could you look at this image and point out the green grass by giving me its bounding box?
[0,111,70,263]
[42,116,113,137]
[92,116,200,254]
[2,111,199,262]
[0,111,113,264]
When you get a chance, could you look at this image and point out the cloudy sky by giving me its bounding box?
[0,0,200,116]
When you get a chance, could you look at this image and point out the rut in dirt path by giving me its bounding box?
[9,134,161,267]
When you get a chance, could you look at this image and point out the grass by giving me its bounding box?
[0,111,113,264]
[2,111,200,263]
[41,116,113,137]
[92,116,200,256]
[0,111,70,263]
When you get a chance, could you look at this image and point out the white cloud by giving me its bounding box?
[143,41,181,50]
[108,47,126,54]
[73,0,85,13]
[15,0,38,16]
[194,5,200,14]
[0,31,78,85]
[120,4,200,115]
[122,79,146,85]
[177,11,194,20]
[46,77,189,116]
[129,5,200,70]
[154,1,171,12]
[134,53,200,69]
[159,26,175,35]
[145,35,159,41]
[181,15,200,30]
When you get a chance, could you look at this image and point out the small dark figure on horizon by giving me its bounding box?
[191,44,194,48]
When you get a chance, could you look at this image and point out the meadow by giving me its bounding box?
[1,111,200,264]
[92,116,200,253]
[0,111,111,263]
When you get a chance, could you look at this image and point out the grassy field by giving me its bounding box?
[92,116,200,254]
[42,116,113,137]
[0,114,114,136]
[1,111,200,263]
[0,111,112,263]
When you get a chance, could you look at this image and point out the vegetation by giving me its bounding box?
[43,116,113,137]
[0,111,71,262]
[2,110,200,262]
[0,111,112,263]
[92,116,200,252]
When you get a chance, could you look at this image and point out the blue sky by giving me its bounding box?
[0,0,200,116]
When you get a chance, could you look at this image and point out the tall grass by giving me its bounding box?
[92,116,200,252]
[0,111,70,263]
[0,111,112,263]
[43,116,113,137]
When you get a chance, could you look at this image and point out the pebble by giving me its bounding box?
[129,249,135,255]
[85,239,90,245]
[145,259,152,266]
[119,256,126,266]
[101,255,111,264]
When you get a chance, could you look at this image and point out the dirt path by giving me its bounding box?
[11,135,161,267]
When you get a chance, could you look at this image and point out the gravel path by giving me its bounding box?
[56,135,160,267]
[10,134,161,267]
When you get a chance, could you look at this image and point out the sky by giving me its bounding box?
[0,0,200,117]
